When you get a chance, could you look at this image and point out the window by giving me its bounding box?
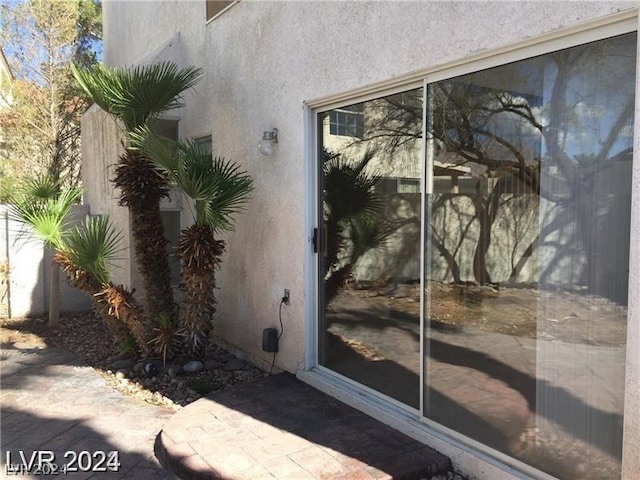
[206,0,235,22]
[329,104,364,138]
[192,135,212,156]
[149,119,182,287]
[318,31,636,480]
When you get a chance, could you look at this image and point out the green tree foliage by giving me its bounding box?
[0,0,102,200]
[10,172,146,348]
[133,128,253,356]
[71,61,203,327]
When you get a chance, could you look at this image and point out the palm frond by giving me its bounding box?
[21,173,62,200]
[71,62,203,132]
[135,130,254,232]
[129,126,180,174]
[200,158,254,232]
[10,181,82,251]
[62,216,124,286]
[348,214,394,263]
[323,151,383,224]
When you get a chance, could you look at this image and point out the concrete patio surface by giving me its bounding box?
[0,341,177,479]
[156,373,451,480]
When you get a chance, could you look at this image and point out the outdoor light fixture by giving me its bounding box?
[258,128,278,156]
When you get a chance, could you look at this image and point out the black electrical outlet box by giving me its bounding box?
[262,328,279,353]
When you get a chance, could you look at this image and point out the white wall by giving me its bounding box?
[0,204,92,318]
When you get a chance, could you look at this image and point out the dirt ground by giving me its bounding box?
[1,317,51,349]
[337,281,628,347]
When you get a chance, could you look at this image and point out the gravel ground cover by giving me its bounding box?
[0,312,265,410]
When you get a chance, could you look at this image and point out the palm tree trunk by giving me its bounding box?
[178,224,225,356]
[53,251,148,352]
[48,260,60,327]
[114,149,175,324]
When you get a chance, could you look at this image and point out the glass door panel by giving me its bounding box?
[423,32,635,479]
[318,88,423,408]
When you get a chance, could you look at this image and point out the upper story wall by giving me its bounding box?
[103,1,638,95]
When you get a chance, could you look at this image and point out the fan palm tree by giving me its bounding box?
[10,174,77,327]
[61,215,148,350]
[10,174,148,351]
[71,61,203,325]
[132,129,253,356]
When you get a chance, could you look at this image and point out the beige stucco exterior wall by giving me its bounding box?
[81,105,132,288]
[96,1,639,478]
[100,0,638,373]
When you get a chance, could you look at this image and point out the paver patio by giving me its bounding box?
[156,373,451,480]
[1,342,176,480]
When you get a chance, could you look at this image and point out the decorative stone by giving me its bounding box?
[224,358,245,371]
[219,353,236,363]
[204,359,222,370]
[112,359,133,370]
[182,360,204,373]
[143,362,159,377]
[167,365,182,377]
[133,361,145,373]
[115,369,127,379]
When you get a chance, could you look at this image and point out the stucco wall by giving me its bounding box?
[81,105,133,288]
[101,0,638,374]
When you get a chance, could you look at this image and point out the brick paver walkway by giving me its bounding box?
[1,342,176,479]
[157,373,451,480]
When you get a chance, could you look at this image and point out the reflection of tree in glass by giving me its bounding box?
[324,33,634,298]
[362,91,423,156]
[322,149,394,303]
[359,34,635,293]
[430,77,542,285]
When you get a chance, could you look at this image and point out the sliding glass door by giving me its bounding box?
[318,88,424,408]
[317,31,636,479]
[422,32,635,479]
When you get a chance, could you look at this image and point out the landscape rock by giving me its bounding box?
[115,369,128,379]
[219,353,236,363]
[183,360,204,373]
[143,362,160,377]
[224,358,245,371]
[204,359,222,370]
[167,365,182,377]
[1,313,265,411]
[112,359,133,370]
